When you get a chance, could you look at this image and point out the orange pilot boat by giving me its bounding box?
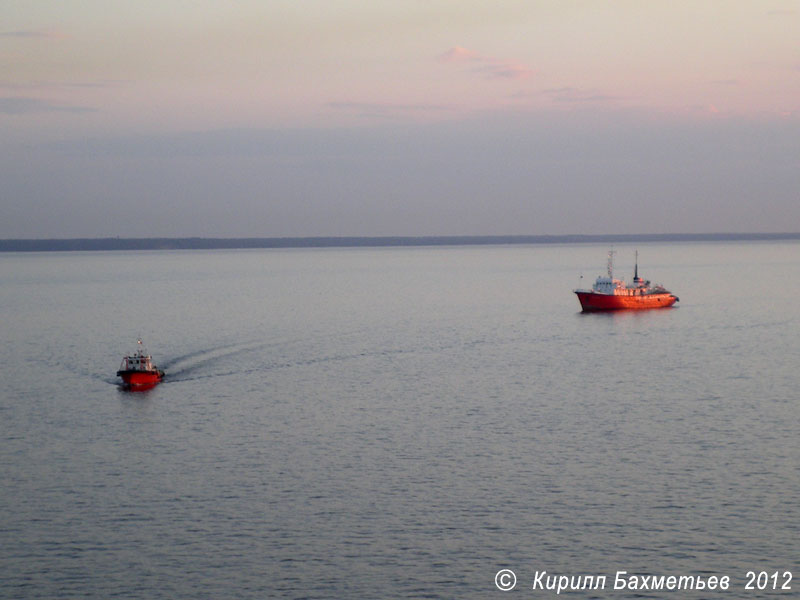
[117,339,165,386]
[575,251,679,312]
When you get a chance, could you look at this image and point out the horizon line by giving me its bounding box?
[2,232,799,252]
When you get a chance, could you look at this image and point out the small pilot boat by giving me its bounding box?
[117,339,165,386]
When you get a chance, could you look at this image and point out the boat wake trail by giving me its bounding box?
[161,344,241,371]
[162,342,273,382]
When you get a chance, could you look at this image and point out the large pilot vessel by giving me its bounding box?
[574,251,679,312]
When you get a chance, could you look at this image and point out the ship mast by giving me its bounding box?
[607,249,615,278]
[634,250,639,282]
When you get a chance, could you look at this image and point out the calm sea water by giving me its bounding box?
[1,242,798,599]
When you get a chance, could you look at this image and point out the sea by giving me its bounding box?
[1,241,798,599]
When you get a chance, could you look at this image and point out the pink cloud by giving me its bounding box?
[438,46,535,80]
[438,46,482,63]
[478,62,534,80]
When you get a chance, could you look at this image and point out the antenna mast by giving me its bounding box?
[607,249,615,278]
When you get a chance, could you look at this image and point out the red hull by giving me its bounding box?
[575,291,678,312]
[117,370,164,386]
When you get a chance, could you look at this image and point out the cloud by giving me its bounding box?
[0,80,126,91]
[327,101,452,119]
[678,103,731,118]
[438,46,482,63]
[475,62,534,80]
[542,87,620,104]
[0,97,96,115]
[0,30,66,39]
[0,80,124,92]
[438,46,535,80]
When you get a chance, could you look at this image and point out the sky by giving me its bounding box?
[1,0,799,238]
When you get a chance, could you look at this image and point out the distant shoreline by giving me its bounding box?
[1,233,799,252]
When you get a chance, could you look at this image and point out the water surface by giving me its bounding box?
[1,242,798,598]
